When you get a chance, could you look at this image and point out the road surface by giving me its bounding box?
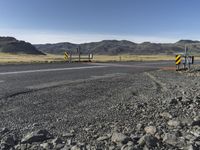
[0,61,173,99]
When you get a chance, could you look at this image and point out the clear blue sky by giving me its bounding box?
[0,0,200,44]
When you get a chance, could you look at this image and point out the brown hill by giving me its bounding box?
[35,39,200,55]
[0,37,45,55]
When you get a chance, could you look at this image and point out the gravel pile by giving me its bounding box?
[1,69,200,149]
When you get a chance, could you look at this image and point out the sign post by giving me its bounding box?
[64,52,69,61]
[175,45,195,71]
[175,55,182,70]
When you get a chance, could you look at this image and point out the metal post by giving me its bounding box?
[77,47,81,62]
[119,56,122,62]
[184,45,187,69]
[69,54,72,63]
[188,61,191,69]
[79,53,81,62]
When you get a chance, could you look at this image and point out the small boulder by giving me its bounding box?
[162,133,178,146]
[97,136,110,141]
[167,120,181,128]
[40,142,54,149]
[21,129,53,144]
[169,98,179,105]
[144,126,157,135]
[52,137,63,145]
[138,135,158,148]
[160,112,172,119]
[1,135,15,147]
[111,132,130,145]
[191,120,200,126]
[121,144,135,150]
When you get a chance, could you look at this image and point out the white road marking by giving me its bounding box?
[0,66,107,75]
[0,80,4,83]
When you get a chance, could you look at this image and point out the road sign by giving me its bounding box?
[64,52,69,60]
[175,55,181,65]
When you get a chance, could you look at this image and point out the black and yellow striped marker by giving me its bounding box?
[175,55,181,65]
[64,52,69,60]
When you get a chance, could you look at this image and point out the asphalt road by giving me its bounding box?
[0,61,173,99]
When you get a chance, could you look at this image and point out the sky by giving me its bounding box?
[0,0,200,44]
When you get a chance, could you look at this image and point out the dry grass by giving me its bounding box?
[0,53,64,64]
[93,54,175,62]
[0,53,199,64]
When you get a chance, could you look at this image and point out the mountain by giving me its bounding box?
[0,37,45,55]
[35,39,200,55]
[176,40,200,45]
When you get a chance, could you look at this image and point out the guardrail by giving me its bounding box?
[64,52,93,62]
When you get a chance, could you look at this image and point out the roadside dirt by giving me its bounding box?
[0,68,200,149]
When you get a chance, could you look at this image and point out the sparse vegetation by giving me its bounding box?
[93,54,175,62]
[0,53,63,64]
[2,53,200,64]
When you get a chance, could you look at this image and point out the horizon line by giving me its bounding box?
[0,28,199,45]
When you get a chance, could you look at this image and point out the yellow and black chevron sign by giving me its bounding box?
[175,55,181,65]
[64,52,69,60]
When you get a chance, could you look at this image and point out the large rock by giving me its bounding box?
[21,129,53,144]
[191,120,200,126]
[144,126,157,135]
[1,135,16,146]
[138,135,158,148]
[162,133,178,146]
[111,132,130,144]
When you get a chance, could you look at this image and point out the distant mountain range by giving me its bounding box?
[0,37,44,55]
[1,36,200,55]
[35,39,200,55]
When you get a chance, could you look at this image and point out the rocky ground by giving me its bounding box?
[1,67,200,150]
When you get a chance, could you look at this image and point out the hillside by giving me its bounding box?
[0,37,45,55]
[35,39,200,55]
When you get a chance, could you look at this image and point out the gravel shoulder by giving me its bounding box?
[1,68,200,149]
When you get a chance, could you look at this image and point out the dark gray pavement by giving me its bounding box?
[0,61,173,99]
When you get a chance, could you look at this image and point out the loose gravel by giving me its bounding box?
[1,67,200,149]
